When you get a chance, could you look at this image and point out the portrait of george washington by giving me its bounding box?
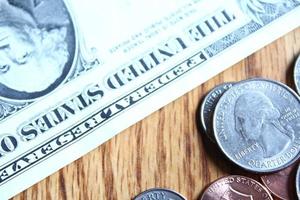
[234,91,295,158]
[0,0,76,100]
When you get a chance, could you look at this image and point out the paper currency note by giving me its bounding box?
[0,0,299,198]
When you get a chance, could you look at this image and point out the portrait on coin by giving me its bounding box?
[0,0,75,100]
[234,91,295,158]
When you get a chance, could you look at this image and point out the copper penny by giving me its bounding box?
[261,161,299,200]
[201,175,273,200]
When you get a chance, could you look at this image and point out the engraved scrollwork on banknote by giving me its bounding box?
[205,0,299,57]
[0,0,100,121]
[204,22,259,57]
[0,99,29,120]
[237,0,300,25]
[67,45,100,80]
[234,91,294,158]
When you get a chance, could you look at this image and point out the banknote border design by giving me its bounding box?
[2,50,208,185]
[0,1,299,186]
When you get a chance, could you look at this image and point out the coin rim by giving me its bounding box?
[133,188,186,200]
[296,163,300,200]
[293,55,300,94]
[213,78,300,173]
[200,175,273,200]
[200,82,235,142]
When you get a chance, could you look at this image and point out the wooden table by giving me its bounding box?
[11,27,300,200]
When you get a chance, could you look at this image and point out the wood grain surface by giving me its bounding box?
[11,27,300,200]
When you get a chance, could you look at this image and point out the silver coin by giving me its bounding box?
[297,163,300,200]
[200,82,234,142]
[294,55,300,94]
[213,78,300,173]
[134,188,186,200]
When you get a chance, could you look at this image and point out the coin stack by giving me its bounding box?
[198,55,300,199]
[133,57,300,200]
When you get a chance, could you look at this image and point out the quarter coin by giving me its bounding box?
[200,175,273,200]
[213,78,300,173]
[200,82,234,142]
[134,188,186,200]
[293,55,300,94]
[261,161,298,200]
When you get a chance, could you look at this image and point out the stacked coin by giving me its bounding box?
[212,78,300,173]
[200,82,234,143]
[294,55,300,94]
[296,164,300,199]
[261,162,299,200]
[201,79,300,169]
[134,188,186,200]
[200,175,273,200]
[199,56,300,199]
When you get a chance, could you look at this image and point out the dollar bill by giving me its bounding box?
[0,0,299,198]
